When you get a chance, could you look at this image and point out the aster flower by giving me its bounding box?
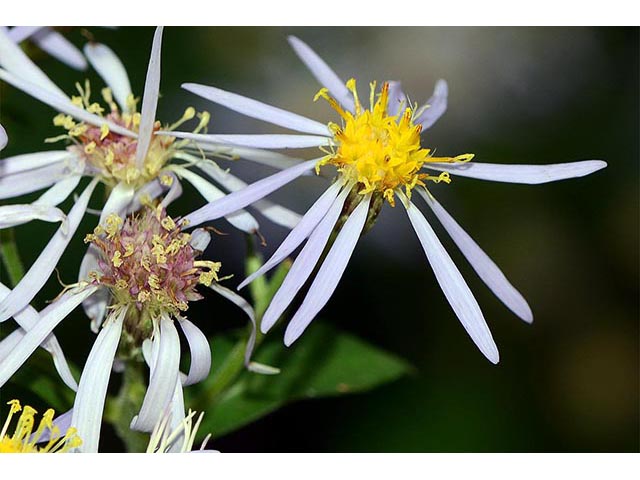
[5,26,88,71]
[0,399,81,453]
[0,26,301,326]
[0,205,261,452]
[172,36,607,363]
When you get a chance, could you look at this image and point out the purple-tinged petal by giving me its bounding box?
[414,79,448,130]
[164,131,330,149]
[387,80,407,117]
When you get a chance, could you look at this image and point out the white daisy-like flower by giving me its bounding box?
[5,26,88,71]
[0,26,301,326]
[0,205,261,452]
[171,36,607,363]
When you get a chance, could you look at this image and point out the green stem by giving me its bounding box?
[0,228,25,287]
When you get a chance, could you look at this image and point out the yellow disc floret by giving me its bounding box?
[315,79,473,206]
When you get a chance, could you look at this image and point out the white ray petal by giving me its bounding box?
[178,318,211,386]
[184,159,317,228]
[0,68,136,138]
[127,179,164,214]
[34,174,82,207]
[165,131,330,149]
[71,307,125,452]
[182,82,331,136]
[0,150,73,176]
[284,195,370,345]
[131,314,181,432]
[0,204,66,230]
[84,42,133,111]
[196,161,302,229]
[135,26,164,169]
[0,160,80,200]
[35,408,74,444]
[0,286,97,387]
[287,36,355,113]
[0,27,66,97]
[0,123,6,150]
[0,178,98,322]
[0,329,23,362]
[405,200,499,364]
[158,173,183,208]
[421,190,533,323]
[239,180,343,290]
[167,380,186,452]
[193,143,303,170]
[209,282,279,375]
[99,181,135,224]
[189,228,211,252]
[261,185,349,333]
[387,81,407,117]
[415,79,448,130]
[7,26,43,43]
[32,29,87,71]
[78,245,110,333]
[171,166,259,233]
[426,160,608,184]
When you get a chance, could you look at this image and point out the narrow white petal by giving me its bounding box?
[261,185,349,333]
[0,68,136,138]
[165,131,330,149]
[172,166,259,233]
[0,204,66,230]
[0,160,80,200]
[287,36,355,113]
[182,83,331,136]
[71,307,125,452]
[209,282,278,374]
[127,179,164,214]
[421,191,533,322]
[415,79,448,130]
[196,161,302,229]
[427,160,608,184]
[193,143,303,170]
[0,329,24,362]
[178,318,211,386]
[189,228,211,252]
[387,81,407,117]
[167,380,186,452]
[99,181,135,224]
[84,42,133,111]
[405,201,499,364]
[184,159,317,228]
[32,29,87,71]
[135,26,164,169]
[0,286,97,387]
[0,178,98,322]
[34,175,82,207]
[78,246,110,332]
[0,123,8,150]
[239,180,343,290]
[7,26,43,43]
[159,173,183,208]
[131,314,180,432]
[0,27,67,97]
[0,150,73,176]
[284,195,370,346]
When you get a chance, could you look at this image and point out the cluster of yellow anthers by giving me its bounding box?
[84,206,221,318]
[0,400,81,453]
[315,79,473,207]
[49,80,210,188]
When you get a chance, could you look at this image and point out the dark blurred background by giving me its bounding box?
[1,27,638,452]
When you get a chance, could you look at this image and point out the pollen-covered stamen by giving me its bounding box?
[315,79,474,206]
[84,206,220,342]
[48,81,210,188]
[0,400,82,453]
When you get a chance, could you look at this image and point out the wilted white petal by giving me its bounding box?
[0,204,66,230]
[0,178,98,322]
[239,180,343,290]
[193,143,303,170]
[78,245,110,332]
[0,68,136,138]
[135,26,164,169]
[178,318,211,386]
[426,160,608,184]
[0,286,97,387]
[421,191,533,323]
[261,185,349,333]
[182,83,331,136]
[209,282,278,375]
[0,123,6,150]
[189,228,211,252]
[131,314,181,432]
[166,131,330,149]
[184,159,317,228]
[415,79,448,130]
[32,29,87,71]
[99,181,135,224]
[287,36,355,113]
[405,200,499,364]
[284,195,370,346]
[84,42,132,111]
[0,160,79,200]
[172,166,259,233]
[0,27,67,98]
[387,81,406,117]
[7,26,43,43]
[0,150,73,176]
[71,307,125,452]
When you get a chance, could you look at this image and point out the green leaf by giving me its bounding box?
[187,322,412,438]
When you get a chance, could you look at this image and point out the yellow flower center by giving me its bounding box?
[0,400,82,453]
[48,80,210,189]
[315,79,473,206]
